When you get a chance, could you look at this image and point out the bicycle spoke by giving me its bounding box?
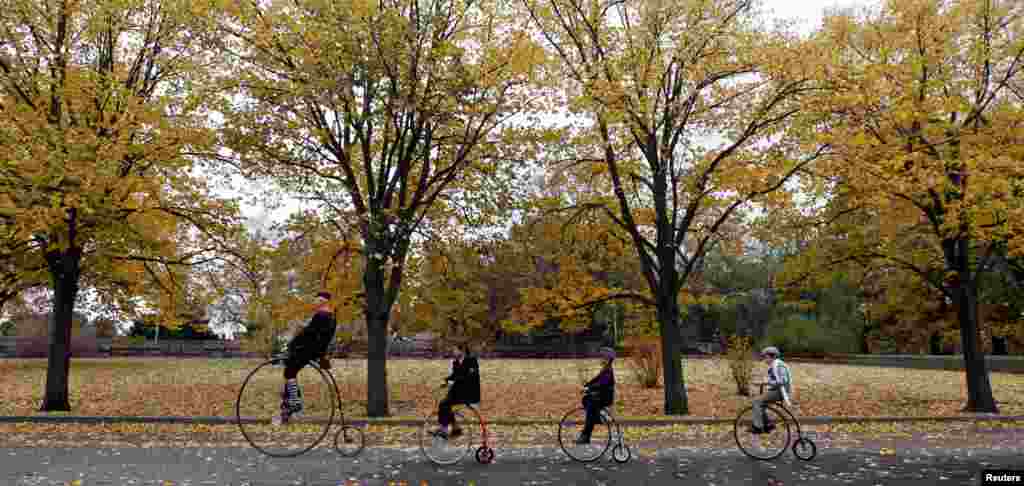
[236,360,335,457]
[420,407,479,466]
[734,405,791,460]
[334,425,366,458]
[558,407,612,463]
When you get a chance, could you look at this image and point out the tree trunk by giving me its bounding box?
[992,336,1008,356]
[40,247,82,412]
[363,255,391,417]
[952,238,998,413]
[956,276,998,413]
[860,320,878,355]
[657,290,688,415]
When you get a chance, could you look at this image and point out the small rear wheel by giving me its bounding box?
[333,425,365,458]
[475,446,495,464]
[792,437,817,461]
[612,443,631,463]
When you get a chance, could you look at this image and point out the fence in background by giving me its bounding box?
[1,336,1021,370]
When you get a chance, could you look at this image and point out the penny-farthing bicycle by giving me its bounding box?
[236,354,365,458]
[419,383,495,466]
[557,389,631,463]
[733,383,816,461]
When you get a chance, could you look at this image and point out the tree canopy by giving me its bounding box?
[777,0,1024,412]
[0,0,242,410]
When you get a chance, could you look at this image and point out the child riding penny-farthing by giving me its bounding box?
[733,346,816,461]
[419,383,495,465]
[419,343,495,466]
[557,346,631,463]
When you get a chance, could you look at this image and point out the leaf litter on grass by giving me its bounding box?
[2,357,1023,419]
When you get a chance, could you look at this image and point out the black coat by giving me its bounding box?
[288,310,337,361]
[584,365,615,406]
[446,356,481,404]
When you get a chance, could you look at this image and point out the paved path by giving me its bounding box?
[3,442,1022,486]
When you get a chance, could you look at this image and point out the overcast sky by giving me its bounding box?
[766,0,876,32]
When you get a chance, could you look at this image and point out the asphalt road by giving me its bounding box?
[3,442,1023,486]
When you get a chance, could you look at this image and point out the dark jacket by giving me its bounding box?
[585,365,615,405]
[288,310,337,360]
[446,355,481,404]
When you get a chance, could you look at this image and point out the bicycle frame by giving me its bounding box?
[601,409,625,447]
[273,353,350,427]
[465,404,491,450]
[770,403,804,438]
[755,383,806,439]
[735,383,817,462]
[421,385,495,465]
[320,363,350,427]
[433,389,488,447]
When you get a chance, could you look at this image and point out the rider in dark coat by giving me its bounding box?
[431,343,480,439]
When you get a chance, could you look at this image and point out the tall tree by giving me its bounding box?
[804,0,1024,412]
[211,0,547,416]
[0,0,240,410]
[520,0,826,413]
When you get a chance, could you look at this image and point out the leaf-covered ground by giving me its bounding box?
[2,357,1022,419]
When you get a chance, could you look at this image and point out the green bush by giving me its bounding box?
[763,314,859,356]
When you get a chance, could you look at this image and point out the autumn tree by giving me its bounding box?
[519,0,826,414]
[409,234,524,347]
[777,184,1024,356]
[0,234,47,318]
[508,195,652,336]
[210,0,547,416]
[796,0,1024,412]
[0,0,240,410]
[273,213,365,343]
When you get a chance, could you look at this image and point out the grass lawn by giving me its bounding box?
[1,357,1023,419]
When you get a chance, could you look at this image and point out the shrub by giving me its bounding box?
[115,335,146,345]
[624,336,662,388]
[764,314,859,356]
[726,334,754,396]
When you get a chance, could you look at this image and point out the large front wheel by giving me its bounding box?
[558,407,612,463]
[236,358,335,457]
[733,404,791,460]
[419,406,480,466]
